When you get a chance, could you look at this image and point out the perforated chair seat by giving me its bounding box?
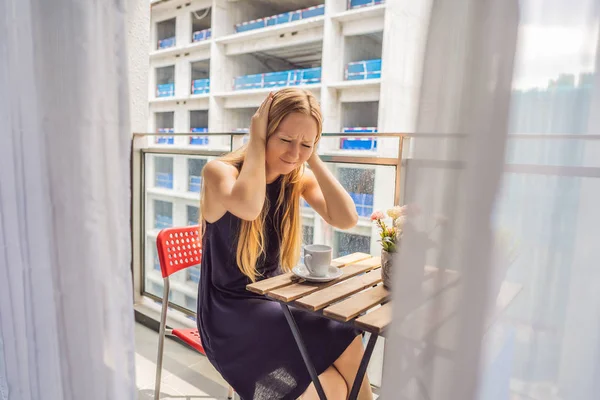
[172,328,206,355]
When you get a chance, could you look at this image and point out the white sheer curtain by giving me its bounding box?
[383,0,600,399]
[0,1,135,399]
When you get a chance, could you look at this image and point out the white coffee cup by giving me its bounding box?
[304,244,332,277]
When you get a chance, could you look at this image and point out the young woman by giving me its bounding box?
[197,88,373,400]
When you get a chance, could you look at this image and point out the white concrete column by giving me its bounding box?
[377,0,430,134]
[320,0,346,135]
[129,0,150,303]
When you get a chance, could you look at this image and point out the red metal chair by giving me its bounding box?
[154,225,234,400]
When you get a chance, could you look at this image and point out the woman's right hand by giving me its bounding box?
[249,92,274,144]
[203,93,273,222]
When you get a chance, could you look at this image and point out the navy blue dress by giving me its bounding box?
[197,176,360,400]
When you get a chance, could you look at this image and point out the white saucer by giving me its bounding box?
[292,265,343,282]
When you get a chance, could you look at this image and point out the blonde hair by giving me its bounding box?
[200,88,323,282]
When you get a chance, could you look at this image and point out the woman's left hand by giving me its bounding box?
[306,146,320,166]
[301,152,358,230]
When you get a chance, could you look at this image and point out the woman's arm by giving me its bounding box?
[202,94,272,221]
[203,138,266,221]
[301,153,359,230]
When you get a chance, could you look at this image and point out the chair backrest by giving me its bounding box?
[156,225,202,278]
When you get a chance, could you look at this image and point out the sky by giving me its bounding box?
[512,0,599,89]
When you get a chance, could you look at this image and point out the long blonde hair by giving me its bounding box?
[200,88,323,282]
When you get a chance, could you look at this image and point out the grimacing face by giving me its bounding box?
[265,112,318,175]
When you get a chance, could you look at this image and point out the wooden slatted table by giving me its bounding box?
[246,252,521,400]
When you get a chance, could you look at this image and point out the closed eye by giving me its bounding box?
[280,137,312,148]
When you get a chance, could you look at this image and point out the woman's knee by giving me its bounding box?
[327,367,349,400]
[335,335,365,367]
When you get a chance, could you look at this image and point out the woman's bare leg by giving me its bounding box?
[299,365,348,400]
[333,335,373,400]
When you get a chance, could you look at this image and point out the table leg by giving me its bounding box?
[280,303,327,400]
[348,333,378,400]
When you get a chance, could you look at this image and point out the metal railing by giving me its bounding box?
[132,131,600,309]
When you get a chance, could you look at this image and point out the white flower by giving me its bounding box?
[394,216,406,228]
[387,205,407,220]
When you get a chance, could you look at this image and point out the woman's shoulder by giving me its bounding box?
[203,160,239,183]
[202,160,241,223]
[298,166,316,193]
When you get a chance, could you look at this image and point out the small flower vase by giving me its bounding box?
[381,249,394,289]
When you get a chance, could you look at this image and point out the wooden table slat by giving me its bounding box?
[323,285,389,322]
[267,256,381,302]
[330,252,372,268]
[355,303,392,334]
[295,269,383,311]
[246,272,296,295]
[355,280,522,344]
[246,252,523,352]
[246,252,372,295]
[421,282,522,352]
[353,269,460,334]
[397,280,462,342]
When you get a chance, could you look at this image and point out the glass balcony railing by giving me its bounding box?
[155,172,173,189]
[154,215,172,229]
[133,130,600,391]
[188,267,201,284]
[156,83,175,97]
[137,131,406,301]
[133,131,406,387]
[189,175,202,193]
[348,0,385,10]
